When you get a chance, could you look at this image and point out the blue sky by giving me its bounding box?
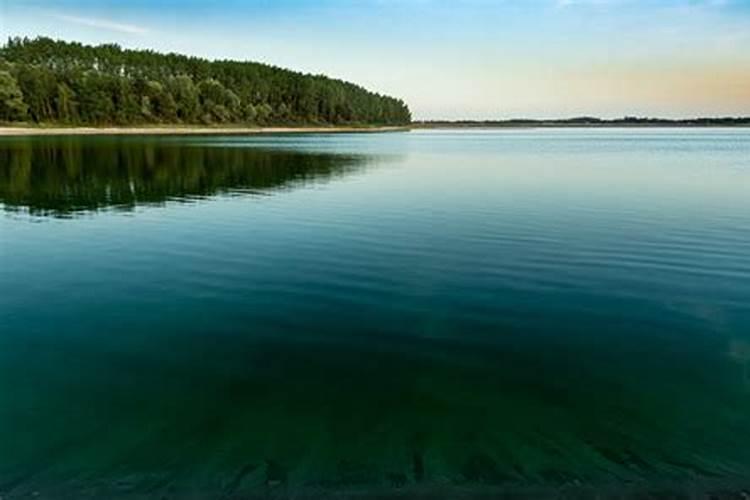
[2,0,749,119]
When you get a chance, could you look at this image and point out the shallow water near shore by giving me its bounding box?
[1,129,750,498]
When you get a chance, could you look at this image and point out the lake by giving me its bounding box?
[1,129,749,498]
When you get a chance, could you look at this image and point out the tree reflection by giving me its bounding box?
[0,137,369,217]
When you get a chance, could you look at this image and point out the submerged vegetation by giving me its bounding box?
[0,37,411,127]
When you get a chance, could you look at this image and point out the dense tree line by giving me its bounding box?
[0,37,411,126]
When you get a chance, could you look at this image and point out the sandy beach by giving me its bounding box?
[0,125,410,136]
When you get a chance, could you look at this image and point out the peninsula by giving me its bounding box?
[0,37,411,128]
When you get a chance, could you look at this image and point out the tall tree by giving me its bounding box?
[54,82,77,123]
[0,70,27,121]
[167,75,200,122]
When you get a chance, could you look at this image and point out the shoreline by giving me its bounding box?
[2,123,748,137]
[413,122,750,129]
[0,125,411,137]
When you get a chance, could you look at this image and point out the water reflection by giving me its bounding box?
[0,137,370,217]
[2,130,749,497]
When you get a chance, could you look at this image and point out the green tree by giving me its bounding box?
[77,73,115,124]
[0,70,27,121]
[140,80,177,122]
[198,78,241,123]
[167,75,200,122]
[255,103,273,124]
[54,82,77,123]
[243,102,257,123]
[14,65,56,122]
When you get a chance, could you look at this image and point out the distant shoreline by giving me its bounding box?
[414,119,750,129]
[0,125,411,137]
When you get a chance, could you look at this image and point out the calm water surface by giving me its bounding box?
[1,130,750,498]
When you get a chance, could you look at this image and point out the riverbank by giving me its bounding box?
[0,125,411,136]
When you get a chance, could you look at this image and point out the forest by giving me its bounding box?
[0,37,411,126]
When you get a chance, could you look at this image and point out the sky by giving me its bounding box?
[1,0,749,120]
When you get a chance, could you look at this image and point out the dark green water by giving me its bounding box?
[1,130,750,498]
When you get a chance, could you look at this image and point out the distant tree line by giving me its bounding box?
[414,116,750,128]
[0,37,411,126]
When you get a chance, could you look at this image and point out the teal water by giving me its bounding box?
[1,130,750,498]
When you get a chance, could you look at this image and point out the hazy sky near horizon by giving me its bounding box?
[2,0,749,120]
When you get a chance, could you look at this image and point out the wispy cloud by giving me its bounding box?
[555,0,732,8]
[51,13,148,35]
[555,0,620,7]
